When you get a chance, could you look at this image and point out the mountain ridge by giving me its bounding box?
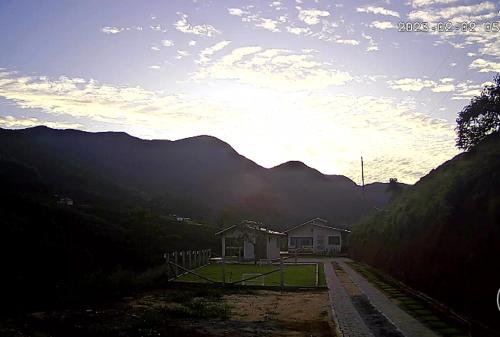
[0,126,399,228]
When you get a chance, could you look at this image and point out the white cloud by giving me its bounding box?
[389,77,459,93]
[298,9,330,25]
[256,18,280,32]
[101,26,124,34]
[370,21,394,30]
[0,71,224,129]
[198,41,232,64]
[409,2,496,22]
[469,58,500,72]
[174,13,220,36]
[193,47,352,91]
[101,26,142,34]
[286,26,311,35]
[161,40,174,47]
[411,0,459,8]
[335,39,360,45]
[388,78,436,91]
[228,8,248,16]
[148,65,161,70]
[176,50,191,59]
[0,115,82,129]
[356,6,400,18]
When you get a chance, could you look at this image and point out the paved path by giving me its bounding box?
[324,260,374,337]
[334,258,439,337]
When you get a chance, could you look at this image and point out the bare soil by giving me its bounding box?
[224,290,335,337]
[0,288,336,337]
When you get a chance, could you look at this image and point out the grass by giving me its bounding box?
[176,263,325,287]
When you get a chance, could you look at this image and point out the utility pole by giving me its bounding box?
[361,156,366,206]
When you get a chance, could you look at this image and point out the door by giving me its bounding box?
[255,235,267,259]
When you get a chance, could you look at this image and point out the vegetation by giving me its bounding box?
[0,157,219,315]
[347,261,468,336]
[349,133,500,332]
[176,263,325,287]
[456,74,500,150]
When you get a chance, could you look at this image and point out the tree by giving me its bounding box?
[385,178,403,201]
[456,74,500,150]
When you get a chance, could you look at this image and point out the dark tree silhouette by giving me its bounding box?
[456,74,500,150]
[385,178,403,201]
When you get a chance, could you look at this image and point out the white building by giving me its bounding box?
[285,218,350,254]
[215,221,285,260]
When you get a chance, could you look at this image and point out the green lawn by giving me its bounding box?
[176,263,325,287]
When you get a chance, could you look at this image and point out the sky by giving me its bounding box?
[0,0,499,184]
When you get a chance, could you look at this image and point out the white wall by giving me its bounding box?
[267,236,281,260]
[288,223,343,253]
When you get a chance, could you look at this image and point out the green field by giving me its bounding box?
[176,263,325,287]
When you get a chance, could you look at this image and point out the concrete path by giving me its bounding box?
[337,259,438,337]
[324,260,374,337]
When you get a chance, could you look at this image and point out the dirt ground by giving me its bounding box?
[0,288,336,337]
[223,290,335,337]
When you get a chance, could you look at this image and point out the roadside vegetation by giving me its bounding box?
[349,76,500,333]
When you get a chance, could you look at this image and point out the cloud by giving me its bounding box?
[286,26,311,35]
[198,41,232,64]
[356,6,400,18]
[411,0,459,8]
[335,39,360,45]
[228,8,248,16]
[469,58,500,72]
[388,78,437,91]
[298,8,330,25]
[176,50,191,60]
[303,94,457,183]
[193,47,352,91]
[0,70,224,130]
[370,21,394,30]
[0,115,82,129]
[101,26,124,34]
[256,18,280,32]
[101,26,142,34]
[161,40,174,47]
[174,13,220,36]
[408,2,496,22]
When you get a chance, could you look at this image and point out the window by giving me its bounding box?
[290,237,313,248]
[328,236,340,245]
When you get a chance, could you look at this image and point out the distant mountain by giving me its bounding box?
[349,132,500,333]
[0,126,397,229]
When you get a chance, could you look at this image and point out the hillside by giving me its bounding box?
[349,133,500,332]
[0,126,394,229]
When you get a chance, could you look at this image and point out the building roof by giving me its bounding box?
[285,217,351,234]
[215,221,286,236]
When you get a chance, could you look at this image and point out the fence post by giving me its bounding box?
[181,251,185,269]
[208,249,211,264]
[174,251,178,277]
[165,252,170,281]
[280,256,284,291]
[222,257,226,287]
[315,263,319,287]
[188,250,192,270]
